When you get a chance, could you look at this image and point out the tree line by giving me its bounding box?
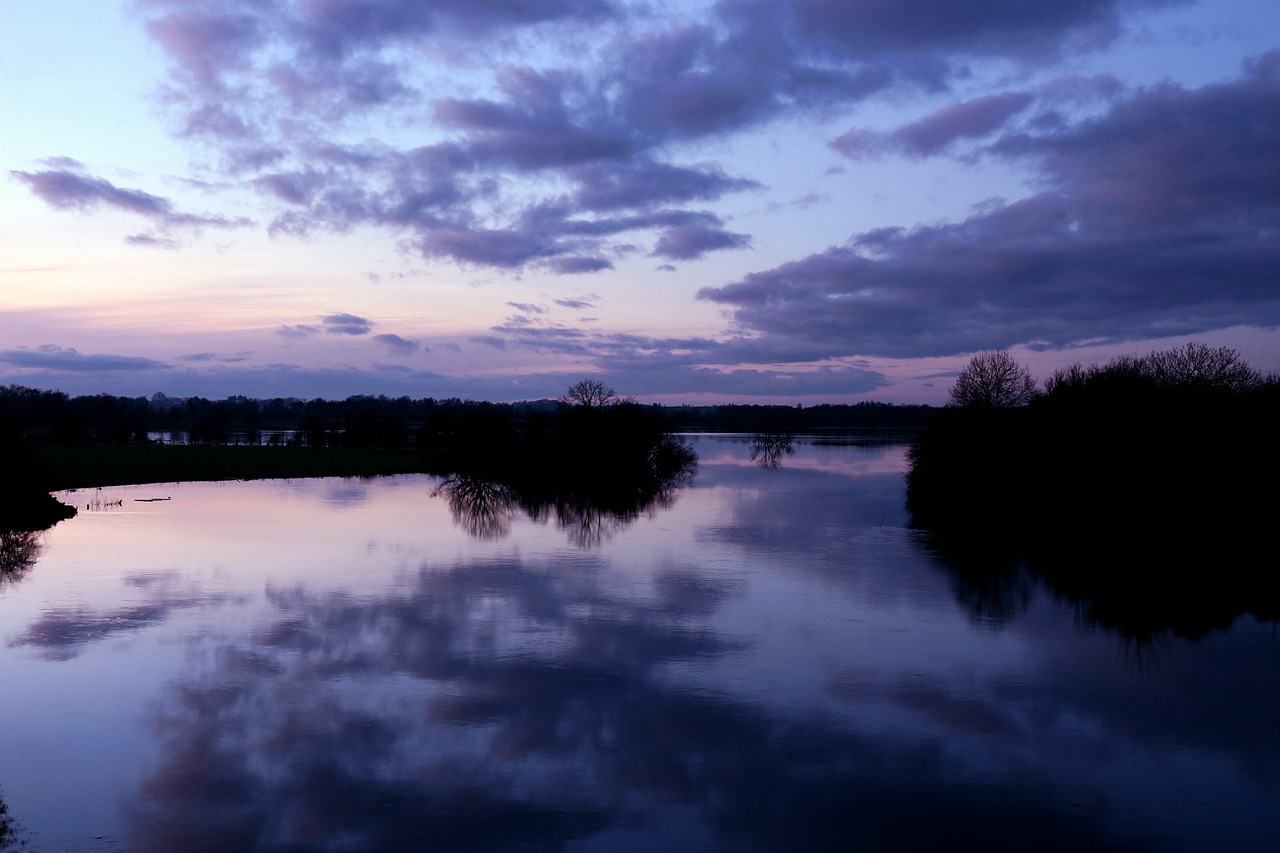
[1,385,937,447]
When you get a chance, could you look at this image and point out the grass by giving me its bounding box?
[30,443,448,491]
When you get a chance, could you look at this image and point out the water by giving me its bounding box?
[0,436,1276,851]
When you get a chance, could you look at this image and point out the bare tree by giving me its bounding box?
[949,351,1038,408]
[561,379,622,408]
[1142,342,1260,392]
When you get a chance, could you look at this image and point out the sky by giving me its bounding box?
[2,0,1278,404]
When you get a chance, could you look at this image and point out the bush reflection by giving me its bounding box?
[436,442,695,547]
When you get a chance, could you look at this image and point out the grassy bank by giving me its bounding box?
[30,443,446,491]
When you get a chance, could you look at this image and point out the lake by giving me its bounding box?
[1,435,1276,852]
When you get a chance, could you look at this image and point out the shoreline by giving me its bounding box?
[29,443,450,493]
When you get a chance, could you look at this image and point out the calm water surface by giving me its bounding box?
[1,436,1276,851]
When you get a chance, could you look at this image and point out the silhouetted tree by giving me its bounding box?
[949,351,1037,408]
[1143,342,1261,392]
[561,379,624,408]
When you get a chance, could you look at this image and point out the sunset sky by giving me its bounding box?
[3,0,1278,403]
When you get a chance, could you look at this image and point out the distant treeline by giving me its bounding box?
[0,387,936,446]
[907,344,1279,637]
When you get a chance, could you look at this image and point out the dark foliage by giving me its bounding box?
[908,345,1279,638]
[434,394,698,546]
[1,413,76,534]
[0,787,25,851]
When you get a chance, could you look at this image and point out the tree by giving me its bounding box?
[949,351,1038,408]
[1142,342,1260,393]
[561,379,623,408]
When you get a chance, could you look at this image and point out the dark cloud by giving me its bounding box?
[0,345,168,372]
[785,0,1151,60]
[568,159,762,211]
[833,90,1036,159]
[321,312,373,335]
[700,56,1280,358]
[371,333,421,356]
[652,223,752,260]
[546,256,613,274]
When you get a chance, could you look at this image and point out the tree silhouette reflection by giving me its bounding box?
[438,442,696,547]
[0,530,42,589]
[434,476,518,539]
[749,432,793,469]
[925,530,1279,640]
[0,788,25,851]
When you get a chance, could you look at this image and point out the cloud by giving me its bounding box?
[506,302,547,315]
[652,223,752,260]
[124,233,184,250]
[371,333,421,356]
[123,0,1154,273]
[553,296,598,310]
[547,256,614,274]
[784,0,1149,61]
[321,312,373,335]
[277,324,320,339]
[177,352,251,363]
[699,55,1280,358]
[832,91,1036,159]
[0,344,168,372]
[10,167,253,239]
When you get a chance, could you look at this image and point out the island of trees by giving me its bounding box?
[907,343,1279,637]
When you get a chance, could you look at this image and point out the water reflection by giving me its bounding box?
[125,557,1159,853]
[0,530,41,588]
[2,441,1278,851]
[434,475,518,539]
[0,788,25,852]
[749,432,793,469]
[926,531,1279,641]
[10,591,241,662]
[438,453,695,547]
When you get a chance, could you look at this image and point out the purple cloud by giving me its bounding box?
[699,55,1280,358]
[13,169,173,215]
[506,302,547,314]
[0,345,168,372]
[553,296,598,309]
[277,324,320,339]
[372,333,422,356]
[321,313,374,335]
[833,91,1036,159]
[38,0,1176,273]
[11,167,253,239]
[547,256,613,274]
[652,224,751,261]
[786,0,1145,60]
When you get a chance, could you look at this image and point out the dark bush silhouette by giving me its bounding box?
[909,344,1279,638]
[2,417,76,534]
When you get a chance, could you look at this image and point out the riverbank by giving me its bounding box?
[29,443,447,492]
